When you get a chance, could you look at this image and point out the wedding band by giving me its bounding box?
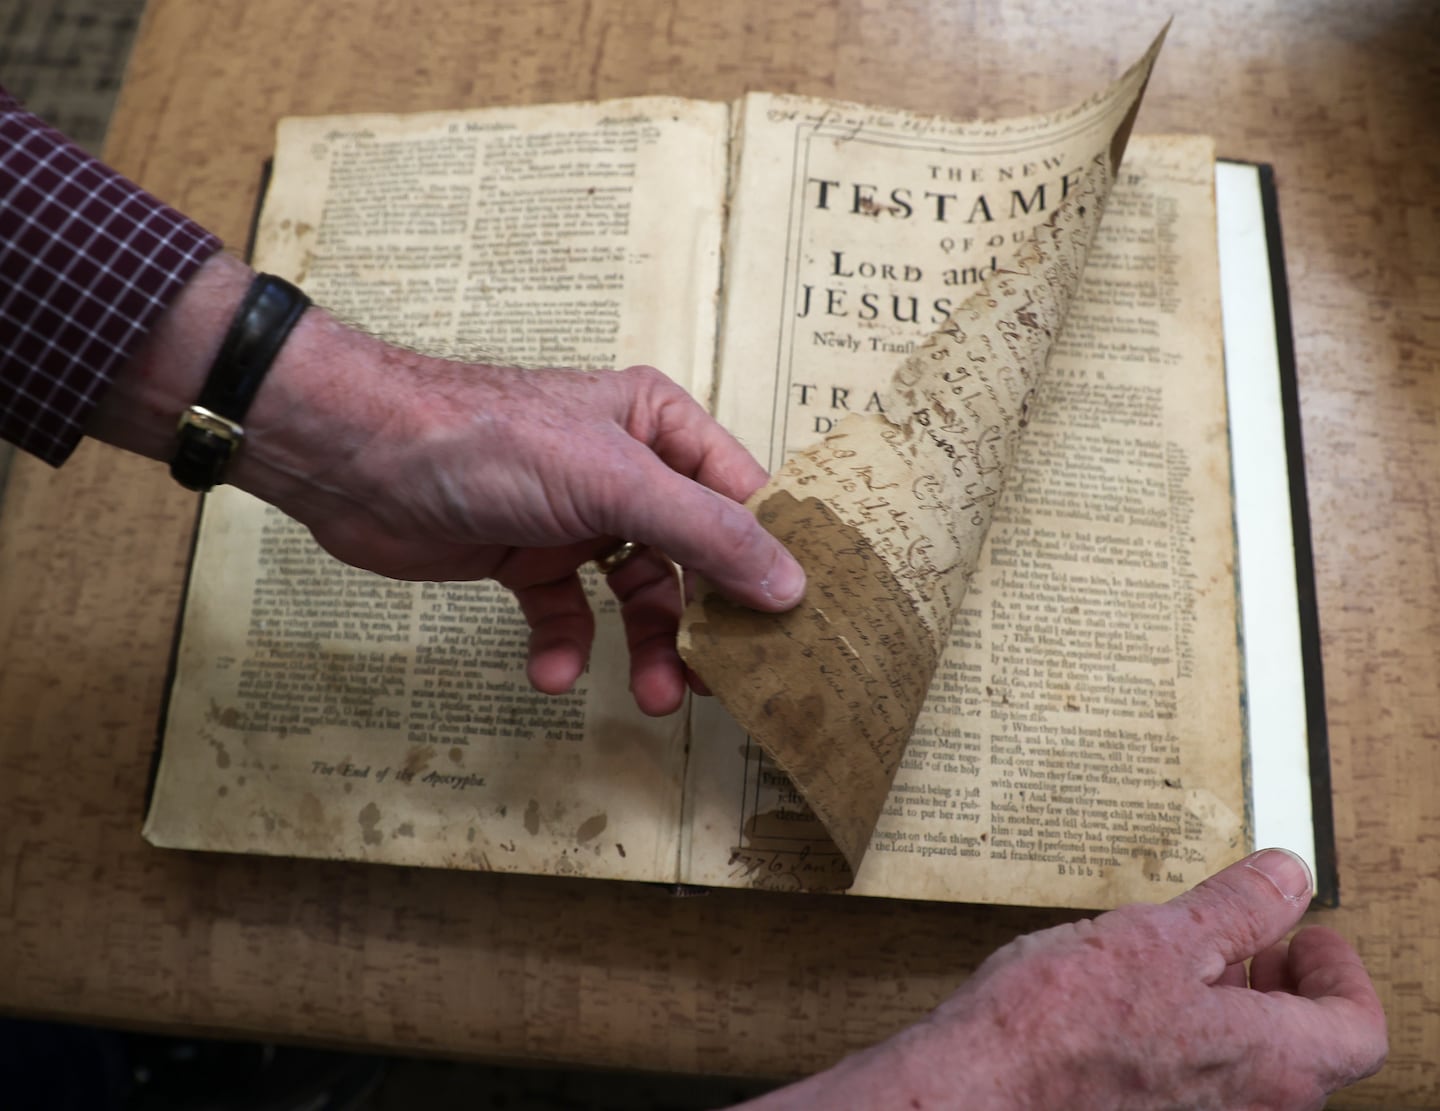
[594,540,641,575]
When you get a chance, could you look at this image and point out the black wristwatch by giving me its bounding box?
[169,273,311,492]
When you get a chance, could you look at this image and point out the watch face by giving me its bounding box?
[170,421,237,492]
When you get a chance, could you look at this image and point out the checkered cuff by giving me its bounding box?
[0,87,222,464]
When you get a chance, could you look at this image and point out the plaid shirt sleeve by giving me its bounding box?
[0,85,222,465]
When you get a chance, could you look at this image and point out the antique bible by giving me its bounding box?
[144,40,1335,910]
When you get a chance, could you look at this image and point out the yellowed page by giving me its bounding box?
[684,134,1244,906]
[857,136,1244,906]
[679,40,1164,891]
[145,99,729,883]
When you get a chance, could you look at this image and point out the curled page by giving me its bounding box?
[679,36,1163,890]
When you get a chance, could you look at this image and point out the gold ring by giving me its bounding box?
[593,540,641,575]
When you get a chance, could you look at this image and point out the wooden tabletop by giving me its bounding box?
[1,0,1437,1104]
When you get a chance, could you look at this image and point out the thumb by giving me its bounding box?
[600,448,807,612]
[1163,848,1314,977]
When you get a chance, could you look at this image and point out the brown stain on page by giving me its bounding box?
[402,746,436,778]
[299,793,324,827]
[358,802,382,846]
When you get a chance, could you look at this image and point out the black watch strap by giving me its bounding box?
[169,273,311,492]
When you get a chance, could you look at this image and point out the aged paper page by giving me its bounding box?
[861,136,1244,906]
[683,133,1245,906]
[680,42,1161,890]
[146,99,729,883]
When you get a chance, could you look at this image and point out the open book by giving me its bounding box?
[144,41,1333,910]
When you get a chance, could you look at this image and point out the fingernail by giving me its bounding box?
[763,551,807,608]
[1246,847,1313,902]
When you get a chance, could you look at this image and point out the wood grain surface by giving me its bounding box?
[1,0,1437,1105]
